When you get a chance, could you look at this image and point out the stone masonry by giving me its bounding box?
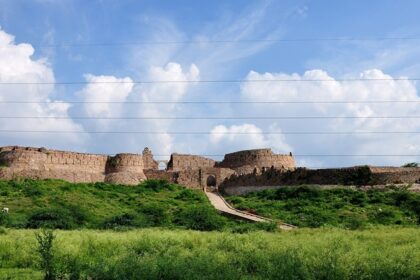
[0,146,295,188]
[1,145,417,191]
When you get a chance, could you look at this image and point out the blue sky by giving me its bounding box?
[0,0,420,167]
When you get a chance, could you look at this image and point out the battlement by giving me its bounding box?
[167,154,216,171]
[216,148,295,172]
[0,146,296,188]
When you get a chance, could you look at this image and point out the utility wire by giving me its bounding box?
[0,78,419,85]
[13,36,420,48]
[0,101,419,104]
[0,130,419,134]
[0,116,420,120]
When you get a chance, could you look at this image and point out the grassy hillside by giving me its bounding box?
[0,179,272,232]
[226,186,420,229]
[0,227,419,279]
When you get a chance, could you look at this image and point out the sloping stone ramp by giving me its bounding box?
[204,190,296,230]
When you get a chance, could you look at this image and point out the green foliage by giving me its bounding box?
[344,165,373,185]
[176,205,226,231]
[35,229,56,280]
[0,226,7,235]
[27,208,78,229]
[102,213,140,229]
[227,186,420,228]
[175,188,205,202]
[137,202,170,226]
[139,179,176,192]
[0,178,263,232]
[0,212,10,226]
[1,228,419,279]
[402,162,418,167]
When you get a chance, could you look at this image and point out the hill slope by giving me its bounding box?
[0,179,240,231]
[226,186,420,229]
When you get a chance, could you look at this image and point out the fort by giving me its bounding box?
[0,146,419,191]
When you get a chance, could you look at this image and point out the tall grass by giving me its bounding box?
[0,228,419,279]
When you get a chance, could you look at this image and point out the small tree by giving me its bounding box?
[402,162,418,168]
[35,229,56,280]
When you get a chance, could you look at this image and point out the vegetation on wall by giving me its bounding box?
[402,162,419,167]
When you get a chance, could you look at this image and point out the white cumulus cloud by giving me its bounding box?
[240,69,420,167]
[210,123,292,154]
[0,28,84,149]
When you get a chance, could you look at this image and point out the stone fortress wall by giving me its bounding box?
[216,149,295,174]
[1,145,418,191]
[0,146,296,188]
[167,154,216,171]
[220,166,420,195]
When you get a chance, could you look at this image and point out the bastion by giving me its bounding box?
[4,146,416,191]
[0,146,295,188]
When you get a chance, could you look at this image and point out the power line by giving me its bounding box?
[0,78,419,85]
[0,116,420,120]
[0,100,419,104]
[13,36,420,48]
[0,130,419,134]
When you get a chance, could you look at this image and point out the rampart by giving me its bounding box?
[0,146,154,185]
[216,149,295,173]
[5,146,417,192]
[220,166,420,195]
[167,154,216,171]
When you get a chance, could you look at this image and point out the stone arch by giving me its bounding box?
[157,160,168,170]
[206,174,217,188]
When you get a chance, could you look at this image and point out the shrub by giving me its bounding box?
[139,179,176,192]
[137,203,170,226]
[229,221,278,233]
[349,191,367,206]
[176,205,226,231]
[175,189,204,202]
[371,208,397,224]
[0,226,7,235]
[402,162,418,167]
[340,212,367,230]
[0,212,10,226]
[35,229,56,280]
[102,213,140,229]
[22,185,43,197]
[27,208,77,229]
[346,166,373,185]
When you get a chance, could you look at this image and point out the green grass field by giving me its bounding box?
[0,227,419,279]
[1,180,419,279]
[226,186,420,229]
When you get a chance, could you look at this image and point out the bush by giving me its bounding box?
[0,212,10,226]
[402,162,418,167]
[340,212,367,230]
[22,185,43,197]
[229,221,278,233]
[371,208,397,224]
[137,203,170,226]
[139,179,176,192]
[27,208,77,229]
[0,226,7,235]
[102,213,143,229]
[175,189,205,202]
[35,229,56,280]
[176,205,226,231]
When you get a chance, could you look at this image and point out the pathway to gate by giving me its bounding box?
[204,190,296,230]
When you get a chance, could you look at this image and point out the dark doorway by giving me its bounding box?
[206,175,216,188]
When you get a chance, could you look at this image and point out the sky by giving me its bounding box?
[0,0,420,167]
